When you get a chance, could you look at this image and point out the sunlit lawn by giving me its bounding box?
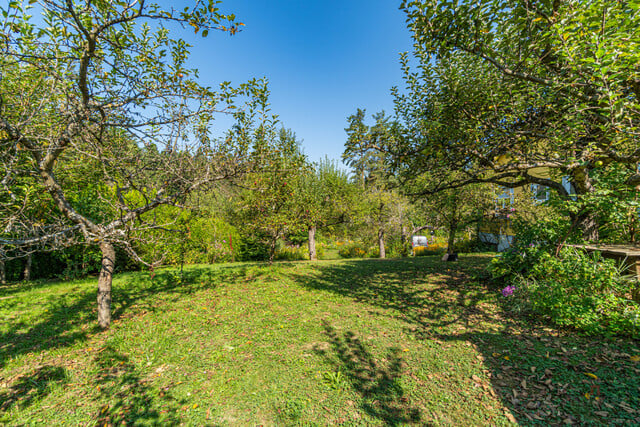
[1,255,639,425]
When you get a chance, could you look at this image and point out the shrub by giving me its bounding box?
[455,237,496,253]
[186,217,240,264]
[367,247,380,258]
[313,242,326,260]
[502,247,640,337]
[413,237,447,256]
[237,233,271,261]
[338,242,368,259]
[275,245,308,261]
[488,244,548,282]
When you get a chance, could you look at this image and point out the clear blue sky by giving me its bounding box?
[184,0,414,165]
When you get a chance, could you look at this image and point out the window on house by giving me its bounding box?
[561,177,577,200]
[496,187,514,209]
[531,183,550,202]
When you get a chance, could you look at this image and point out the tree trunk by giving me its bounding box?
[570,168,599,242]
[23,253,32,282]
[308,225,317,261]
[577,212,599,242]
[447,221,457,255]
[268,237,277,264]
[400,225,408,257]
[0,258,5,285]
[97,242,116,329]
[378,227,386,259]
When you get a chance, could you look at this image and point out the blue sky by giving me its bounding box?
[184,0,414,164]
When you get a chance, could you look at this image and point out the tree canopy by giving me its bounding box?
[386,0,640,240]
[0,0,263,327]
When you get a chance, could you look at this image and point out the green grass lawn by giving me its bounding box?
[1,255,639,425]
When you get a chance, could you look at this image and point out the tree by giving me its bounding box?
[343,110,413,258]
[362,188,411,258]
[344,109,400,189]
[397,0,640,241]
[235,128,308,263]
[294,158,353,260]
[409,173,494,255]
[0,0,261,327]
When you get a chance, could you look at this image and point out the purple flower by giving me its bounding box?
[502,285,516,297]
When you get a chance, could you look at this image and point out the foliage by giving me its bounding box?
[236,233,271,262]
[489,245,553,285]
[394,0,640,240]
[413,242,446,257]
[294,159,354,259]
[0,0,264,326]
[415,174,495,254]
[343,109,400,188]
[235,128,308,262]
[413,245,439,256]
[185,217,239,264]
[522,249,639,337]
[273,243,319,262]
[338,242,368,259]
[493,243,640,337]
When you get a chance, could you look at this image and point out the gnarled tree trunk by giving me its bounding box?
[378,227,386,259]
[308,225,317,261]
[98,242,115,329]
[571,168,599,242]
[577,213,599,242]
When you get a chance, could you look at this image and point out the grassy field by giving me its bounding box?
[1,255,639,425]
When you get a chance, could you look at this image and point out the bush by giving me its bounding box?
[413,236,447,256]
[338,242,368,259]
[237,234,271,261]
[413,245,441,256]
[500,247,640,337]
[186,217,240,264]
[275,245,308,261]
[488,244,548,282]
[454,237,496,253]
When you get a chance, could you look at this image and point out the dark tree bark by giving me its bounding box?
[308,225,317,261]
[22,253,32,282]
[576,213,599,242]
[0,258,5,285]
[571,169,599,242]
[378,227,386,259]
[447,221,457,255]
[97,242,115,329]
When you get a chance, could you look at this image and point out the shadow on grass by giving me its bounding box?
[315,320,423,426]
[291,256,640,425]
[0,365,67,412]
[0,264,249,370]
[92,345,183,425]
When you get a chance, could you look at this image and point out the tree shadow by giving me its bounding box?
[0,365,67,412]
[314,320,424,426]
[92,345,183,425]
[291,256,506,335]
[291,256,640,425]
[0,264,250,370]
